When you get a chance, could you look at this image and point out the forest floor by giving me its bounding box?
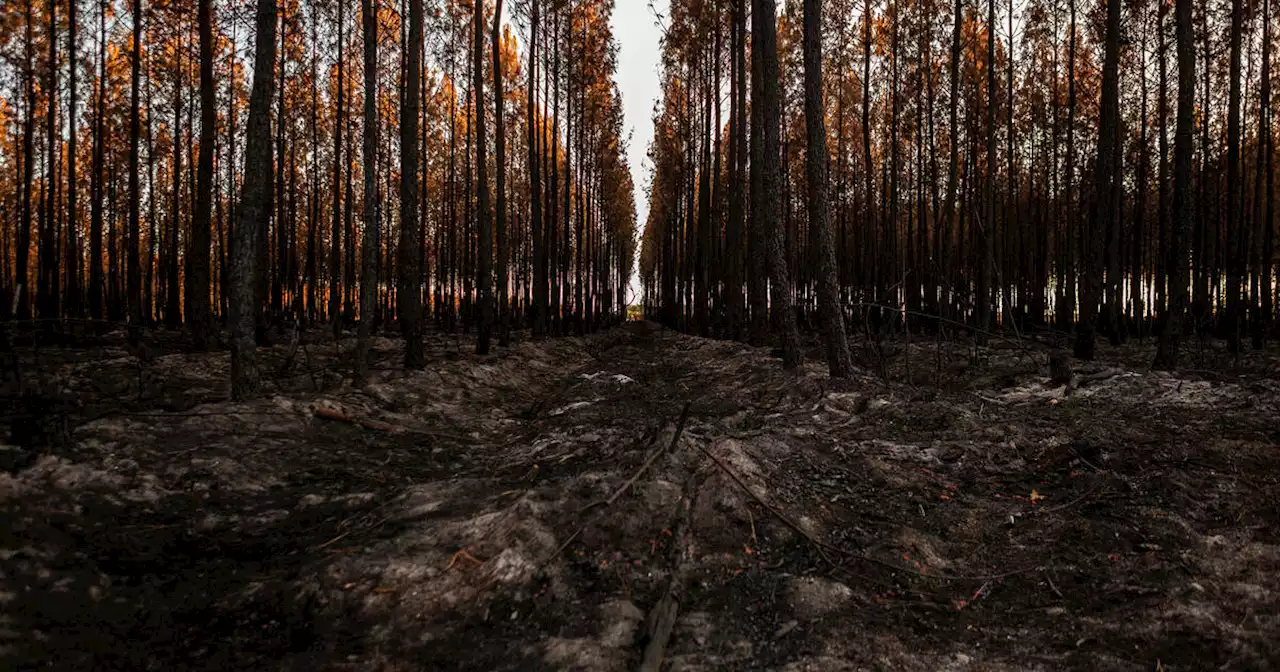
[1,320,1278,671]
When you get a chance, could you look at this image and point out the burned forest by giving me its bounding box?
[0,0,1278,669]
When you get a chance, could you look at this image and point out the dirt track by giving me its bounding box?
[2,323,1278,670]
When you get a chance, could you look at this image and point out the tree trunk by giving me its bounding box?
[66,0,81,317]
[230,0,279,399]
[802,0,853,377]
[167,66,183,327]
[978,0,995,344]
[528,0,545,337]
[493,0,509,346]
[1075,0,1120,360]
[400,0,425,367]
[357,0,379,376]
[1154,0,1193,370]
[330,1,345,333]
[1156,0,1169,332]
[1059,0,1077,331]
[944,0,962,321]
[1260,0,1275,342]
[747,0,769,344]
[474,0,493,354]
[89,0,107,320]
[127,0,144,325]
[726,0,747,340]
[40,0,59,320]
[188,0,214,347]
[1224,0,1244,351]
[17,0,35,319]
[754,0,801,367]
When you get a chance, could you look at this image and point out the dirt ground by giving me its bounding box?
[1,321,1278,671]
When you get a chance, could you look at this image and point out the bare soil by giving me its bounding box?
[1,322,1277,671]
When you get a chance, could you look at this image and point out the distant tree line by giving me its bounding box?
[639,0,1272,374]
[0,0,638,394]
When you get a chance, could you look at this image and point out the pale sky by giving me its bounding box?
[609,0,666,304]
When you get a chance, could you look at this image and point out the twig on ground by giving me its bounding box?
[1045,572,1065,599]
[314,405,394,432]
[547,402,693,562]
[589,402,691,511]
[1033,478,1107,515]
[312,513,394,551]
[638,468,700,672]
[698,441,1041,582]
[693,439,836,567]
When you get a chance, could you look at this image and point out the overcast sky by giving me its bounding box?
[609,0,665,302]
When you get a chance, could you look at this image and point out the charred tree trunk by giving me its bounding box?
[399,0,425,367]
[89,0,107,320]
[726,0,747,340]
[1075,0,1120,360]
[1154,0,1193,370]
[187,0,215,348]
[1224,0,1243,352]
[66,0,81,317]
[944,0,963,321]
[802,0,853,377]
[39,0,59,320]
[754,0,801,367]
[1259,0,1274,342]
[17,0,35,319]
[230,0,278,399]
[357,0,379,376]
[474,0,493,354]
[127,0,144,325]
[493,0,509,346]
[1059,0,1078,331]
[747,0,769,345]
[330,1,345,333]
[978,0,995,344]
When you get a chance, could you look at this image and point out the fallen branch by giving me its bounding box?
[693,439,837,567]
[597,402,692,510]
[548,402,693,562]
[638,468,700,672]
[314,405,393,432]
[311,513,394,551]
[697,441,1039,582]
[1076,367,1128,386]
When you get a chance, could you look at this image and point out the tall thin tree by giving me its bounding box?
[1224,0,1244,352]
[66,0,81,317]
[1075,0,1120,360]
[1154,0,1193,370]
[89,0,107,319]
[230,0,279,399]
[493,0,509,346]
[127,0,144,325]
[399,0,425,368]
[356,0,379,378]
[754,0,801,366]
[528,0,545,337]
[802,0,854,377]
[187,0,215,348]
[330,0,345,334]
[474,0,493,354]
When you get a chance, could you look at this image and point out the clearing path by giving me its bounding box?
[2,323,1278,670]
